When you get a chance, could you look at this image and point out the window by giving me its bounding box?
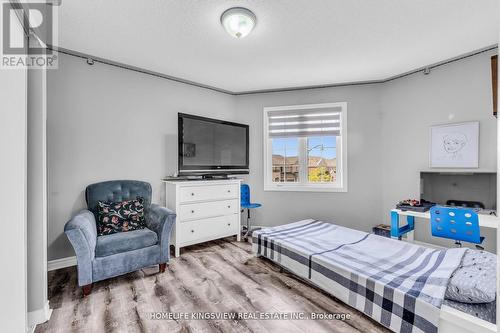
[271,137,300,183]
[263,102,347,192]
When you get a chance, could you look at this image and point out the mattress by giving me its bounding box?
[443,299,496,324]
[252,219,468,333]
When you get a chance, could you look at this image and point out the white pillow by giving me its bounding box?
[445,249,496,304]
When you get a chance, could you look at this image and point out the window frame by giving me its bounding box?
[263,102,348,192]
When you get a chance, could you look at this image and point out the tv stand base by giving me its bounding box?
[164,179,242,257]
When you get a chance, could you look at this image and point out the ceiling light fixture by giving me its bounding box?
[220,7,256,39]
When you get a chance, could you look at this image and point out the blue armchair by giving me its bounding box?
[64,180,175,296]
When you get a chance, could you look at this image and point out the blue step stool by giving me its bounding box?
[390,211,415,240]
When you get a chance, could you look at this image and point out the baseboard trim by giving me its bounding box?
[47,231,268,268]
[48,256,76,271]
[28,300,52,330]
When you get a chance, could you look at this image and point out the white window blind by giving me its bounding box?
[267,106,342,138]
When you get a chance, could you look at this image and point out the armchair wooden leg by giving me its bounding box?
[159,263,167,273]
[82,284,92,296]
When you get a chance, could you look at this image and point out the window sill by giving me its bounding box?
[264,184,347,193]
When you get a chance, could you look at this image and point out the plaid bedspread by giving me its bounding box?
[252,219,467,333]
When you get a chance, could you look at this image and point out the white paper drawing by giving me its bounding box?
[430,122,479,168]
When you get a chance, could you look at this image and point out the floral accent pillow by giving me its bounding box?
[96,197,146,236]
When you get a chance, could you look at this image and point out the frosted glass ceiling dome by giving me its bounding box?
[221,7,257,39]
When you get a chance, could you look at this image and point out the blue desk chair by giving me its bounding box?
[430,205,484,249]
[241,184,262,241]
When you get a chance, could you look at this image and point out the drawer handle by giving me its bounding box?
[227,190,231,193]
[227,205,231,208]
[191,230,194,233]
[191,210,195,213]
[227,223,231,226]
[191,193,195,196]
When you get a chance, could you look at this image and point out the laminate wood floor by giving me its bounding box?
[36,238,389,333]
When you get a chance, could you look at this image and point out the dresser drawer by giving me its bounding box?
[178,215,239,244]
[179,199,239,221]
[179,184,238,203]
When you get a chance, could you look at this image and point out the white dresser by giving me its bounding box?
[164,179,241,257]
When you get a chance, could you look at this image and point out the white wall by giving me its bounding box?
[27,65,50,323]
[0,11,28,332]
[235,85,384,233]
[234,50,497,251]
[380,49,498,250]
[47,49,497,260]
[47,53,236,260]
[496,17,499,329]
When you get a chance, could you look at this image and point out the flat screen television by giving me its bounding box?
[178,113,249,177]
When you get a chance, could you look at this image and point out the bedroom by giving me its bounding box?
[0,1,498,333]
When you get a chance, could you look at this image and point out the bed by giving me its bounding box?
[252,219,496,333]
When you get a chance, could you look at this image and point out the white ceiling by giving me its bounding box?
[56,0,498,93]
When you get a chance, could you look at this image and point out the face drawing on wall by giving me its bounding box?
[442,132,467,158]
[430,122,478,168]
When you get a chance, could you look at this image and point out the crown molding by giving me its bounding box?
[48,44,498,96]
[48,46,234,95]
